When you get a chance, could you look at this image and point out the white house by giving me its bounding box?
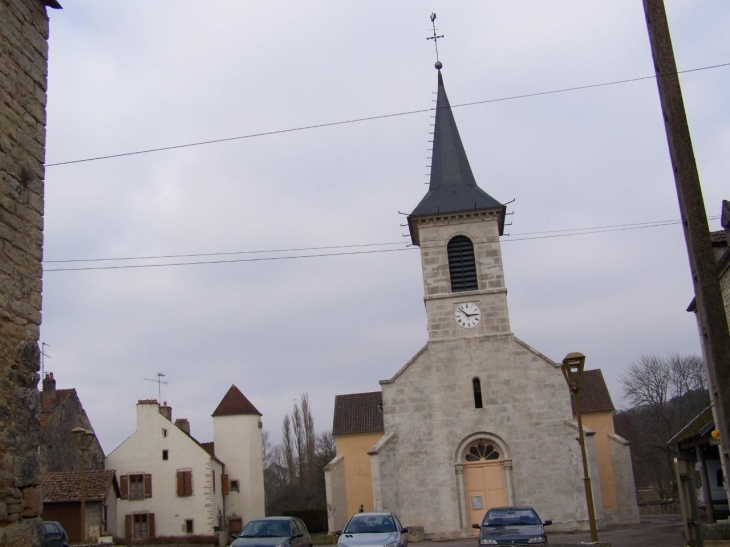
[106,386,265,542]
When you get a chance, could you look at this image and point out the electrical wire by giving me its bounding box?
[44,62,730,168]
[43,216,719,272]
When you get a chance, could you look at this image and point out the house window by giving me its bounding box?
[230,480,240,492]
[130,474,145,499]
[121,474,152,499]
[213,470,215,493]
[447,235,478,292]
[185,519,194,534]
[134,514,153,539]
[472,378,483,409]
[177,470,193,496]
[162,450,168,460]
[162,428,168,437]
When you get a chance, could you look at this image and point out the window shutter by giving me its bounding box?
[447,235,478,292]
[184,471,193,495]
[221,474,229,495]
[148,513,156,538]
[144,474,152,498]
[120,475,129,499]
[125,515,132,542]
[177,471,184,496]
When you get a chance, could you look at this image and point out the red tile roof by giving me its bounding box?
[200,442,215,457]
[212,385,261,417]
[42,470,118,503]
[571,369,616,414]
[332,392,383,436]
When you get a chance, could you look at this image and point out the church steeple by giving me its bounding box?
[409,70,505,245]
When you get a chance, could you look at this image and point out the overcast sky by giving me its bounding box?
[41,1,730,455]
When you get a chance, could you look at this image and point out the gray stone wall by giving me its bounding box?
[608,433,641,524]
[40,391,105,473]
[323,456,347,533]
[0,0,50,545]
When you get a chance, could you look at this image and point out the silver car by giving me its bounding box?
[336,512,409,547]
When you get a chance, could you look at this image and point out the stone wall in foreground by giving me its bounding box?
[0,0,50,545]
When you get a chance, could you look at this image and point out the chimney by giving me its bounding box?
[41,372,56,408]
[159,401,172,422]
[175,418,190,436]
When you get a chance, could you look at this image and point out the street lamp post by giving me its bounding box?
[71,427,95,543]
[561,352,599,543]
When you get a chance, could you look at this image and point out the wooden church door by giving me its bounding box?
[463,441,506,535]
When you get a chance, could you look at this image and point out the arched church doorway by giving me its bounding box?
[463,441,507,535]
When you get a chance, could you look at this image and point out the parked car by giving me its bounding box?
[336,512,408,547]
[231,517,312,547]
[472,506,551,545]
[41,521,69,547]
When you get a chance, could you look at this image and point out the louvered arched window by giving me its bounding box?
[448,236,478,292]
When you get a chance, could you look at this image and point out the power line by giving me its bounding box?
[43,241,405,263]
[43,216,719,272]
[44,62,730,168]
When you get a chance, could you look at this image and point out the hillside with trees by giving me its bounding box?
[614,353,709,499]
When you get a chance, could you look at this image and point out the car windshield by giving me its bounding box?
[482,509,540,527]
[344,515,397,534]
[241,520,291,537]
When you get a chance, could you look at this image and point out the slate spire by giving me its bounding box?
[409,70,505,240]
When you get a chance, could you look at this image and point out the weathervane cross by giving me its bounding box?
[427,12,444,69]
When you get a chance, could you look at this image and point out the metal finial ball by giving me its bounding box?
[435,61,443,70]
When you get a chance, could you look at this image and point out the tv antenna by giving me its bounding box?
[41,342,51,379]
[144,373,168,402]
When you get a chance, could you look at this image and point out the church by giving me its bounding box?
[324,66,639,538]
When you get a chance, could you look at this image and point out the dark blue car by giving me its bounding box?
[472,506,551,545]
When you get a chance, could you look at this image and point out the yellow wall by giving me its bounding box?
[580,411,618,511]
[335,432,383,518]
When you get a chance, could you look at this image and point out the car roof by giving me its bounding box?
[249,516,295,521]
[487,506,536,511]
[350,512,393,517]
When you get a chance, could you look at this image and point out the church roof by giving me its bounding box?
[332,391,383,436]
[212,385,261,417]
[570,369,615,414]
[409,71,504,237]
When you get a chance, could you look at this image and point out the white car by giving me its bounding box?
[336,512,409,547]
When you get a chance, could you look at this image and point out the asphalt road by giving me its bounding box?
[415,514,685,547]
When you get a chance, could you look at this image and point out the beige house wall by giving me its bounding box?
[580,412,618,512]
[336,432,382,518]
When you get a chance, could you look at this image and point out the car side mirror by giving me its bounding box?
[293,533,303,539]
[232,533,240,538]
[543,520,552,526]
[400,528,408,534]
[335,531,342,536]
[472,524,480,529]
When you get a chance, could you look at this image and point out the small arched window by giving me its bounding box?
[448,236,478,292]
[465,442,501,462]
[472,378,483,409]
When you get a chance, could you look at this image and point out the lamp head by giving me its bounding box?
[561,352,586,388]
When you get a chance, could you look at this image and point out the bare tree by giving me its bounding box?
[282,413,295,486]
[618,353,708,497]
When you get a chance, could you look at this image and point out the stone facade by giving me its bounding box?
[39,373,105,473]
[0,1,54,545]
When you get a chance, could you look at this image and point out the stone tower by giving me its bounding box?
[212,385,265,528]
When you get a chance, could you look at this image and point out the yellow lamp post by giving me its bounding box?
[561,352,598,543]
[71,427,95,543]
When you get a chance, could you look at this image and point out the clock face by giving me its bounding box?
[455,302,481,328]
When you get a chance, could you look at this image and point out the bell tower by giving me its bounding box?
[407,69,510,342]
